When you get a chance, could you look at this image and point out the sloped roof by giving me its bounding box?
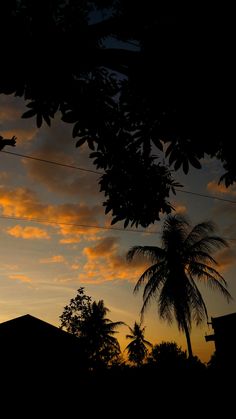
[0,314,85,374]
[0,313,74,339]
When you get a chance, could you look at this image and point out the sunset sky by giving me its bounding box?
[1,93,236,363]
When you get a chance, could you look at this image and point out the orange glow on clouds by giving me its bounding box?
[79,237,149,284]
[207,180,236,196]
[7,225,50,240]
[9,274,32,283]
[216,247,236,272]
[174,204,187,214]
[1,128,37,143]
[23,149,100,197]
[0,186,102,243]
[40,255,66,264]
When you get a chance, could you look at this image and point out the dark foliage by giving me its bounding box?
[0,2,235,226]
[59,287,123,368]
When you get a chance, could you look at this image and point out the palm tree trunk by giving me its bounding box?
[183,320,193,359]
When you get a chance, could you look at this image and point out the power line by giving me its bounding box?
[1,214,236,241]
[176,189,236,204]
[2,149,236,205]
[1,150,102,175]
[0,214,158,235]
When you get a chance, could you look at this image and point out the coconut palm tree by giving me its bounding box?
[125,321,152,366]
[127,215,232,358]
[81,300,124,367]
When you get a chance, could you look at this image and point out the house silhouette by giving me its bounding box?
[205,312,236,370]
[0,314,83,375]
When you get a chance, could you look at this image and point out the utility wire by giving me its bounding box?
[1,214,236,241]
[176,189,236,204]
[1,150,102,175]
[0,214,158,235]
[2,149,236,205]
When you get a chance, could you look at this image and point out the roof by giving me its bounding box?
[0,314,84,373]
[0,313,74,339]
[211,312,236,329]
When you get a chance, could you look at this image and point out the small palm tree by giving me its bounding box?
[81,300,124,367]
[125,321,152,366]
[127,215,232,358]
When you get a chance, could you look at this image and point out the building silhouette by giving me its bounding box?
[205,312,236,369]
[0,314,83,376]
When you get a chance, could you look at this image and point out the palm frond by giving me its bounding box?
[162,215,190,248]
[191,263,232,302]
[189,236,228,255]
[187,250,217,265]
[142,264,166,301]
[140,269,166,318]
[187,274,208,324]
[127,245,165,263]
[185,221,216,247]
[133,263,161,293]
[158,291,173,324]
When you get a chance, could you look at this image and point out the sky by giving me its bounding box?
[1,93,236,363]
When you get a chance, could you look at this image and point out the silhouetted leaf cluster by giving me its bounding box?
[0,2,235,226]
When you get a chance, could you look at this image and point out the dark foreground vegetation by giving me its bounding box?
[1,357,233,417]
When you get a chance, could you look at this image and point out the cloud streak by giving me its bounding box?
[9,274,32,283]
[40,255,66,264]
[7,225,50,240]
[0,186,103,243]
[78,237,149,284]
[207,180,236,196]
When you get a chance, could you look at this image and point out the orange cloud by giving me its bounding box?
[83,237,119,259]
[40,255,66,264]
[0,172,9,182]
[1,128,37,143]
[79,237,149,284]
[0,186,103,243]
[21,119,101,198]
[71,263,81,270]
[9,274,32,283]
[174,204,187,214]
[0,95,37,142]
[7,225,50,240]
[0,96,22,120]
[23,153,100,197]
[207,181,236,196]
[215,247,236,272]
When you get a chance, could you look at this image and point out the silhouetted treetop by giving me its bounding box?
[59,287,123,368]
[1,2,235,226]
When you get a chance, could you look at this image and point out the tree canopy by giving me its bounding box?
[1,2,235,227]
[60,287,123,368]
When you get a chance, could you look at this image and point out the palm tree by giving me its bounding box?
[125,321,152,366]
[127,215,232,358]
[80,300,124,367]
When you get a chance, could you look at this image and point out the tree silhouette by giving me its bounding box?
[60,287,123,368]
[127,215,232,358]
[148,341,187,369]
[0,2,235,227]
[125,321,152,366]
